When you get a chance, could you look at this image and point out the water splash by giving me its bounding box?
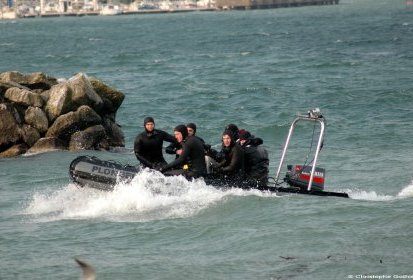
[339,181,413,201]
[346,189,394,201]
[397,181,413,198]
[24,169,275,222]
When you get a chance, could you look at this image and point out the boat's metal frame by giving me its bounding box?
[275,108,325,191]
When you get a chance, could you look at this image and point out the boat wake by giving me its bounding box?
[346,189,394,201]
[25,169,276,222]
[396,180,413,198]
[336,179,413,201]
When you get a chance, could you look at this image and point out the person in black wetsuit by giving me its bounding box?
[165,123,198,159]
[165,122,212,158]
[160,124,207,178]
[238,130,269,186]
[186,123,197,138]
[187,122,215,155]
[224,123,240,142]
[208,123,240,162]
[213,130,244,181]
[134,117,177,169]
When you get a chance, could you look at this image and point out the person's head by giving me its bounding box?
[144,116,155,132]
[238,129,252,146]
[225,123,239,141]
[174,124,188,143]
[222,130,235,148]
[186,123,197,136]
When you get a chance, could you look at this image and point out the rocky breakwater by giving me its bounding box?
[0,71,125,158]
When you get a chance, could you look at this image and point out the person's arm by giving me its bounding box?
[162,142,190,171]
[222,147,243,172]
[215,159,226,168]
[134,136,153,168]
[165,142,178,155]
[162,130,178,144]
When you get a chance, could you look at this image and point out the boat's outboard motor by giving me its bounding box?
[284,165,325,191]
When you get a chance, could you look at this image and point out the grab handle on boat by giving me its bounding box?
[275,109,325,191]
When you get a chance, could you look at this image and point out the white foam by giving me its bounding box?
[397,181,413,198]
[326,181,413,201]
[340,185,413,201]
[347,189,394,201]
[24,169,276,222]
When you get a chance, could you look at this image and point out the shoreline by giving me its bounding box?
[1,0,341,20]
[1,8,219,19]
[36,8,218,18]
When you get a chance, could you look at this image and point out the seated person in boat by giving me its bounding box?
[134,117,177,169]
[238,130,269,186]
[204,124,240,163]
[224,123,240,142]
[160,124,207,178]
[212,130,245,181]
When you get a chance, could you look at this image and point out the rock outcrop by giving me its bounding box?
[0,71,125,158]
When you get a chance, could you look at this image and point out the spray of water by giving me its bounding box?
[346,189,394,201]
[397,180,413,198]
[334,179,413,201]
[25,169,276,222]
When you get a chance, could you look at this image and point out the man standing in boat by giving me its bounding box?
[134,117,177,169]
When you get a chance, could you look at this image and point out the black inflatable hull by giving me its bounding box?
[69,156,139,191]
[69,156,348,198]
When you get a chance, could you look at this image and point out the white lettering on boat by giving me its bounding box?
[91,165,135,178]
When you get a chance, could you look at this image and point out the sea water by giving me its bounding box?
[1,0,413,278]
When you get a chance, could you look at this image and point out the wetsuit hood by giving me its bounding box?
[222,130,235,150]
[174,124,188,140]
[225,124,239,141]
[186,123,196,135]
[239,130,263,146]
[144,116,155,134]
[144,116,155,125]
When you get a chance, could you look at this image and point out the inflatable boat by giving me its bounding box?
[69,109,349,198]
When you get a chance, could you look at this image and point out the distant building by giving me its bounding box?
[216,0,339,10]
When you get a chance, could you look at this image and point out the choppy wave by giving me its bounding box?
[338,180,413,201]
[24,169,276,222]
